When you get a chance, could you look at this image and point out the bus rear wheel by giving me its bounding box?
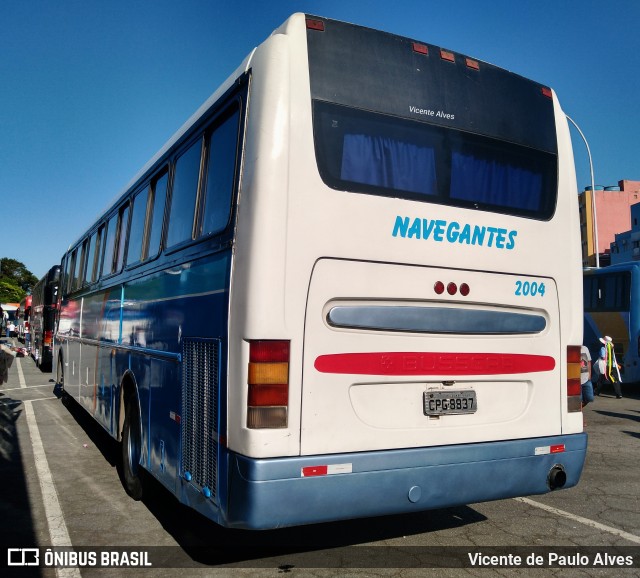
[121,398,144,500]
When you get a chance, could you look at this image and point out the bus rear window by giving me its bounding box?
[583,272,631,312]
[314,101,557,220]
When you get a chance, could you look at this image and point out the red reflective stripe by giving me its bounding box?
[302,466,328,477]
[314,352,556,376]
[551,444,565,454]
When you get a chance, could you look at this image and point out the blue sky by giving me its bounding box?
[2,0,639,278]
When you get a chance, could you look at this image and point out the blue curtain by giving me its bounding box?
[450,152,542,211]
[341,134,438,196]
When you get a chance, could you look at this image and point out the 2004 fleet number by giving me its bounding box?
[515,280,545,297]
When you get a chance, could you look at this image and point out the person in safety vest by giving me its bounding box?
[594,336,622,399]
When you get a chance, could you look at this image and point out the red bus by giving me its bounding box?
[31,266,61,371]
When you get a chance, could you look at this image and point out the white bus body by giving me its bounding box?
[56,14,586,530]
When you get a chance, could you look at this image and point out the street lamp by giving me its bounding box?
[566,114,599,268]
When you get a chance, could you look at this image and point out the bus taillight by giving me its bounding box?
[44,330,53,347]
[567,346,582,412]
[247,340,290,429]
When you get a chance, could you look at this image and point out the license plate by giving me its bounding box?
[423,390,477,416]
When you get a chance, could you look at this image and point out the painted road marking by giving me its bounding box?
[16,356,26,388]
[3,383,58,392]
[24,399,82,578]
[516,497,640,544]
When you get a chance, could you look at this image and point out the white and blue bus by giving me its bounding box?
[584,262,640,383]
[55,14,586,529]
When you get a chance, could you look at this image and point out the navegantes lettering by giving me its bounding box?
[392,215,518,250]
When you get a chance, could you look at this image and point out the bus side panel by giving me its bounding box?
[78,291,104,418]
[121,251,232,502]
[63,298,82,398]
[146,356,181,490]
[89,287,121,429]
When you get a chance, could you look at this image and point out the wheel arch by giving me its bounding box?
[118,369,140,443]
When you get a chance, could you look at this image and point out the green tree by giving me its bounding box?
[0,258,38,302]
[0,279,24,303]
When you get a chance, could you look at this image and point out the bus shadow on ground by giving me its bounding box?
[55,389,120,468]
[140,461,487,567]
[0,393,43,577]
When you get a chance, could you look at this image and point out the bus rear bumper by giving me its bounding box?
[226,433,587,530]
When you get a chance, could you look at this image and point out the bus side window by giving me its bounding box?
[102,215,118,277]
[83,233,96,285]
[115,204,130,272]
[67,249,78,294]
[63,253,71,296]
[166,139,203,248]
[76,240,87,290]
[127,188,148,266]
[146,171,168,259]
[94,225,104,280]
[200,107,240,237]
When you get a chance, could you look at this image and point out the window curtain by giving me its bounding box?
[341,134,438,196]
[450,152,542,211]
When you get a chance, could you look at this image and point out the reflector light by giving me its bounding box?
[434,281,445,294]
[301,463,353,477]
[535,444,565,455]
[302,465,328,477]
[460,283,470,296]
[541,87,552,98]
[250,340,290,362]
[248,383,288,406]
[248,361,288,384]
[306,19,325,31]
[247,406,288,429]
[447,282,458,295]
[412,42,428,55]
[440,49,455,62]
[567,379,582,397]
[567,345,582,413]
[567,346,581,364]
[247,340,290,428]
[465,58,480,70]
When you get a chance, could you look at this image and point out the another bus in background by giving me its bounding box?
[16,295,32,349]
[55,14,586,530]
[584,262,640,383]
[31,266,61,371]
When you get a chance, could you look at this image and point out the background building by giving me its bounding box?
[611,200,640,264]
[578,180,640,267]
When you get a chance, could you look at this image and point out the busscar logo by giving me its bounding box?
[8,548,39,566]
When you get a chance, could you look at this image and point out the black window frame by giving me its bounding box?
[313,100,558,221]
[583,271,631,312]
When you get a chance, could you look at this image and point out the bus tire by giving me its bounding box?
[121,397,144,500]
